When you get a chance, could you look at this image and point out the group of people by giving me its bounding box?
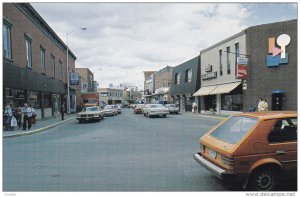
[3,103,36,131]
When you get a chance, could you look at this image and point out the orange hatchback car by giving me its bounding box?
[193,111,297,191]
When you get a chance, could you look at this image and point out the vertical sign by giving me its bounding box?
[236,57,248,79]
[70,72,80,85]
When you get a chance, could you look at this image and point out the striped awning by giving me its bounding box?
[209,82,241,95]
[193,85,217,96]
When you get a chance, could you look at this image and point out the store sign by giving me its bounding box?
[267,34,290,67]
[202,72,217,80]
[70,72,80,85]
[237,57,248,79]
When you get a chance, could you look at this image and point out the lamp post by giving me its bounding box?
[92,68,102,92]
[66,27,87,114]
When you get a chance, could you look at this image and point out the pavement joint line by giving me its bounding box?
[3,116,76,139]
[182,113,227,120]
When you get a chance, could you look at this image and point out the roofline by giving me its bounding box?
[15,3,77,60]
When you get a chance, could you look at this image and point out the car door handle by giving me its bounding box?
[276,150,286,155]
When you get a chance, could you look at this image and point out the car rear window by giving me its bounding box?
[210,116,258,144]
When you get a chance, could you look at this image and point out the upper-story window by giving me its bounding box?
[175,73,181,85]
[59,60,63,80]
[51,54,55,78]
[25,37,32,68]
[40,47,46,74]
[226,46,230,74]
[235,43,240,75]
[3,23,12,60]
[219,50,223,76]
[185,69,192,83]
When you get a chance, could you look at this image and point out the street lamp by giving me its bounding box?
[66,27,87,114]
[92,68,102,92]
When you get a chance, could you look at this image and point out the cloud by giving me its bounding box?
[31,2,296,89]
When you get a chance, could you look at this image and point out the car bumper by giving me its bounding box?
[149,111,168,116]
[193,153,235,181]
[104,111,115,116]
[76,116,100,121]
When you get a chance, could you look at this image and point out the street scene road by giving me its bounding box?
[3,109,297,191]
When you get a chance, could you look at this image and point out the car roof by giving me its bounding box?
[233,111,297,120]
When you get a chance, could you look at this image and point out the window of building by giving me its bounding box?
[59,60,63,80]
[185,69,192,82]
[221,86,243,111]
[25,37,32,68]
[235,43,240,76]
[40,47,46,74]
[219,50,223,76]
[268,118,297,143]
[3,23,12,60]
[51,54,55,78]
[226,46,230,74]
[175,73,181,85]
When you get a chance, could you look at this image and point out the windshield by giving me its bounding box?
[82,107,98,112]
[150,104,163,108]
[210,116,258,144]
[104,105,114,109]
[83,99,97,104]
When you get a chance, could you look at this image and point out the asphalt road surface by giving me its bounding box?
[3,109,297,191]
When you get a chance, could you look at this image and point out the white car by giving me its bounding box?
[104,105,118,116]
[76,106,104,123]
[116,104,122,114]
[165,104,180,114]
[143,104,169,118]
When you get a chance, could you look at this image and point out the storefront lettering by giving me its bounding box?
[202,72,217,80]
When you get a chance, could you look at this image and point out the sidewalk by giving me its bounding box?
[3,114,76,139]
[181,111,229,119]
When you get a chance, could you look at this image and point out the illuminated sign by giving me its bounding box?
[266,34,290,67]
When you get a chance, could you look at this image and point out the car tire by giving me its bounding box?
[143,113,146,116]
[247,167,279,191]
[79,120,83,124]
[163,114,167,118]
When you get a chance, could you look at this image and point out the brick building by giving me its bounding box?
[3,3,77,118]
[152,66,173,104]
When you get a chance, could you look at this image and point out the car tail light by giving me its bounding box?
[221,155,234,166]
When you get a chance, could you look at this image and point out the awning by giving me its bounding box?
[209,82,241,95]
[193,85,217,96]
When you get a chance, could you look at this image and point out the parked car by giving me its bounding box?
[76,106,104,123]
[193,111,297,191]
[143,104,169,118]
[134,104,145,114]
[165,104,180,114]
[104,105,118,116]
[116,104,122,114]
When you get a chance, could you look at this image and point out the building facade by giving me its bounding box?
[98,88,123,105]
[170,56,201,112]
[3,3,76,119]
[243,19,297,111]
[143,71,155,103]
[195,31,246,115]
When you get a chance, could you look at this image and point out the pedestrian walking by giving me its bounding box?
[22,103,32,130]
[14,104,22,129]
[4,104,13,131]
[192,101,197,113]
[30,105,36,126]
[61,102,65,120]
[257,98,265,111]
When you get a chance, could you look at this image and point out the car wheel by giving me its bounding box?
[247,167,279,191]
[143,113,146,116]
[79,120,83,124]
[163,114,167,118]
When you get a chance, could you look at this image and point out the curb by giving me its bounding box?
[182,113,227,120]
[3,116,75,139]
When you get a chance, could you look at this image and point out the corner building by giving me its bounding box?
[244,19,297,111]
[3,3,77,119]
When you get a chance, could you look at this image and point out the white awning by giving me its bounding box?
[209,82,241,95]
[193,86,217,96]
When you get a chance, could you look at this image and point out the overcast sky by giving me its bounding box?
[31,2,297,89]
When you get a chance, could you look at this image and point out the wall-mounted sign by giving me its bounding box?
[237,57,248,79]
[202,71,217,80]
[266,34,290,67]
[205,64,213,72]
[81,82,88,93]
[70,72,80,85]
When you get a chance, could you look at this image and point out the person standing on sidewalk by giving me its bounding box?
[257,98,264,111]
[61,102,65,120]
[4,104,13,131]
[192,101,198,113]
[14,104,22,129]
[22,103,32,130]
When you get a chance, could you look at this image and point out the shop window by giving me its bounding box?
[29,91,40,109]
[40,47,46,74]
[43,93,52,108]
[268,118,297,143]
[226,46,230,74]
